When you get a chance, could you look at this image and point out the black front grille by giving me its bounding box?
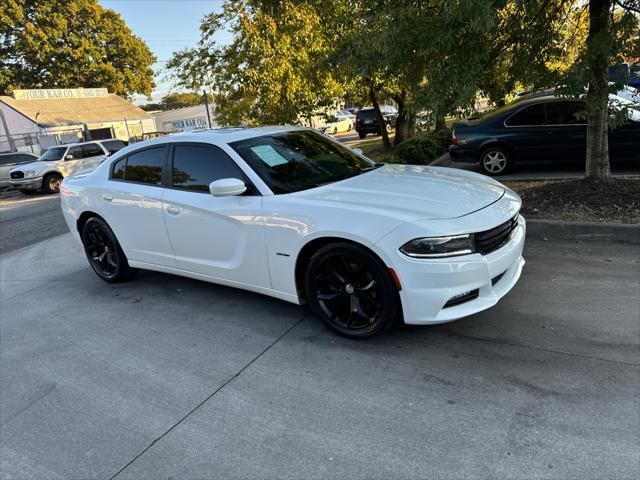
[10,171,24,179]
[443,289,479,308]
[475,215,519,255]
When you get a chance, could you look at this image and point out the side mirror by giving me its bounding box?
[65,154,74,160]
[209,178,247,197]
[352,147,364,155]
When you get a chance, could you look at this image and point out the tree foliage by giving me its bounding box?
[139,91,212,111]
[0,0,156,97]
[167,0,347,125]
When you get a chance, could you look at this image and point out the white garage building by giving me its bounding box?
[0,88,154,154]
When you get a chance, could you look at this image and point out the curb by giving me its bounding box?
[526,219,640,245]
[428,153,450,166]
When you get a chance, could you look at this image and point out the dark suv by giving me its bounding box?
[355,106,398,138]
[449,95,640,175]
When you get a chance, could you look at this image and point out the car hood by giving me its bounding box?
[9,160,57,172]
[291,164,506,221]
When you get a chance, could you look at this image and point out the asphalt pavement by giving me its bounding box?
[1,233,638,479]
[0,192,67,255]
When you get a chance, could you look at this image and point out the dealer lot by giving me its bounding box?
[1,233,638,479]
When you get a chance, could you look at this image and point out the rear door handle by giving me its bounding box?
[166,205,181,215]
[102,194,113,202]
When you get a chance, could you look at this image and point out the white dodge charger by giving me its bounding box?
[60,127,525,338]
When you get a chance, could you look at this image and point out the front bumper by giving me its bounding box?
[391,215,526,325]
[9,176,43,189]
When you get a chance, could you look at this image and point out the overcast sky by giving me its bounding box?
[99,0,231,104]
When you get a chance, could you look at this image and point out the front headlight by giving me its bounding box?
[400,234,475,258]
[25,169,41,177]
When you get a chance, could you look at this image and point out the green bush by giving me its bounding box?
[393,135,440,165]
[432,128,453,150]
[392,127,453,164]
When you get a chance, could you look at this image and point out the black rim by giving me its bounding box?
[312,253,382,330]
[85,224,118,277]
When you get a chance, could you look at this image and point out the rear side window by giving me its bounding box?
[81,143,104,157]
[357,109,376,120]
[101,139,127,154]
[171,145,248,192]
[111,146,166,185]
[546,101,585,125]
[67,145,83,159]
[505,104,546,126]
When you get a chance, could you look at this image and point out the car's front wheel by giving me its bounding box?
[81,217,136,283]
[480,147,511,175]
[358,132,366,139]
[43,173,62,194]
[304,243,400,339]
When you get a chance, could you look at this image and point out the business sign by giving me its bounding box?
[165,117,208,132]
[12,88,110,100]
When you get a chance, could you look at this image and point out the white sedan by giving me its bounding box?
[60,127,525,338]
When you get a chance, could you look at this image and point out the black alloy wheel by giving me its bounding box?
[304,243,400,338]
[82,217,136,282]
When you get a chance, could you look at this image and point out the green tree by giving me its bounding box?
[0,0,156,97]
[167,0,346,126]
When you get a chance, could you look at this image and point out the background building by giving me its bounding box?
[0,88,154,154]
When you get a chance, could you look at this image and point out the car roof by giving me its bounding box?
[121,126,309,150]
[54,140,105,148]
[0,151,37,156]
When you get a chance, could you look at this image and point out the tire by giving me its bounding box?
[333,127,338,135]
[385,123,393,133]
[43,173,63,194]
[358,132,366,139]
[480,146,512,176]
[81,217,136,283]
[304,242,400,339]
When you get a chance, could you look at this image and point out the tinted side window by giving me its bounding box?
[82,143,105,157]
[112,158,126,180]
[0,155,17,165]
[123,147,166,185]
[505,104,546,126]
[546,101,585,125]
[172,145,247,192]
[67,145,83,159]
[101,139,126,154]
[16,154,36,162]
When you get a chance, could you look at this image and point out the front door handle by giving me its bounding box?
[102,194,113,202]
[166,205,181,215]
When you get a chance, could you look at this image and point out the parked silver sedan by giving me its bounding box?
[0,152,39,187]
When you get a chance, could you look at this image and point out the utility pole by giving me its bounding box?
[203,89,212,129]
[0,107,17,152]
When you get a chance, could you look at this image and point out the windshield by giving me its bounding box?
[39,146,66,161]
[230,130,376,194]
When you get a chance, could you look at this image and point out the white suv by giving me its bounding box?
[9,139,126,194]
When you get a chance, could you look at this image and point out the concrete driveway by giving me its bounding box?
[1,233,638,479]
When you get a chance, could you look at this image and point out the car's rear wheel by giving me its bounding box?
[304,243,400,339]
[43,173,62,194]
[358,132,366,139]
[81,217,136,283]
[480,146,511,176]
